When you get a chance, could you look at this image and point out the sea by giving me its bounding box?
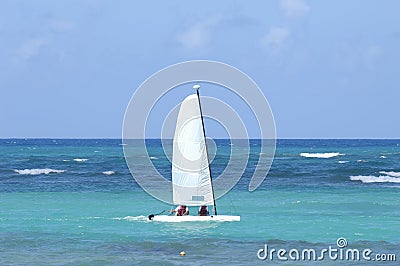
[1,139,399,265]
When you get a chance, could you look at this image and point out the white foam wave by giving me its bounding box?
[102,171,115,175]
[73,158,88,162]
[300,152,341,158]
[150,156,158,160]
[379,171,400,177]
[62,159,70,162]
[14,168,66,175]
[86,216,102,219]
[113,216,148,221]
[380,156,387,159]
[350,175,400,183]
[338,161,348,164]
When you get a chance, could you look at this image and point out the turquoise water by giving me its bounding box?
[1,139,399,265]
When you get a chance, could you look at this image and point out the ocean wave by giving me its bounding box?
[14,168,66,175]
[149,156,158,160]
[380,156,387,159]
[300,152,341,158]
[338,161,348,164]
[350,175,400,183]
[102,171,115,175]
[73,158,88,162]
[379,171,400,177]
[113,216,148,221]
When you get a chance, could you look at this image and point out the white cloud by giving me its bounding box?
[334,43,383,72]
[260,27,290,54]
[16,38,47,61]
[281,0,310,18]
[13,19,74,63]
[177,16,220,50]
[364,45,382,69]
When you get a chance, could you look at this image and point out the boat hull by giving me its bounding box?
[150,215,240,222]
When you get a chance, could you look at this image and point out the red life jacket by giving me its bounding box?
[177,206,186,216]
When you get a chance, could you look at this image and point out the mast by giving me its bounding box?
[193,84,217,216]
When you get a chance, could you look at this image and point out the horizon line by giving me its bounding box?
[1,138,400,140]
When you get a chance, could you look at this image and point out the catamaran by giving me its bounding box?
[148,85,240,222]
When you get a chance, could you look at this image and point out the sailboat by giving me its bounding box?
[149,85,240,222]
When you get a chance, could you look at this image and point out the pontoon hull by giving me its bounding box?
[150,215,240,222]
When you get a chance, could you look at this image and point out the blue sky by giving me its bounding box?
[1,0,399,138]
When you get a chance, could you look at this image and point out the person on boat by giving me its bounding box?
[198,205,209,216]
[171,205,189,216]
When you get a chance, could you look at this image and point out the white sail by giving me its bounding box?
[172,94,214,206]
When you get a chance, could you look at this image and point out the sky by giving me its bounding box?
[1,0,399,138]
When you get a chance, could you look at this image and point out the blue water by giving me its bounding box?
[1,139,399,265]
